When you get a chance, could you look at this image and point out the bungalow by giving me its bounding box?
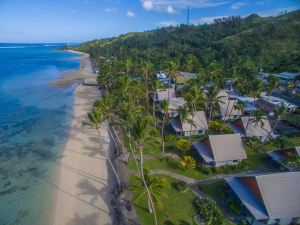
[219,99,243,120]
[160,97,186,117]
[225,172,300,225]
[175,72,197,89]
[152,87,176,103]
[192,134,247,167]
[217,90,242,120]
[267,147,300,171]
[253,96,297,117]
[170,111,208,136]
[228,116,273,142]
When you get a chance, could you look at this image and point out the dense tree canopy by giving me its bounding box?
[77,10,300,74]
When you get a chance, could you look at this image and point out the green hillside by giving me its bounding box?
[78,10,300,73]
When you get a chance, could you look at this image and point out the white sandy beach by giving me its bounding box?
[51,52,115,225]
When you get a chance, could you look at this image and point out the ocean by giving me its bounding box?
[0,43,80,225]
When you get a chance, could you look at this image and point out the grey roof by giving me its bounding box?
[267,147,300,171]
[225,177,269,220]
[233,116,272,139]
[154,88,176,101]
[179,72,197,78]
[170,111,208,132]
[193,134,247,163]
[167,97,186,112]
[219,99,242,117]
[226,172,300,220]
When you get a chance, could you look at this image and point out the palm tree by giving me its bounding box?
[165,60,179,100]
[87,108,121,185]
[130,169,170,211]
[124,59,133,76]
[180,156,197,171]
[264,75,280,103]
[206,86,224,122]
[248,110,267,130]
[176,105,189,136]
[161,99,169,156]
[263,102,287,143]
[184,85,204,143]
[130,115,159,225]
[141,61,154,112]
[224,66,237,119]
[149,77,162,127]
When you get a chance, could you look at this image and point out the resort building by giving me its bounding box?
[170,111,208,136]
[218,99,243,120]
[228,116,273,142]
[160,97,186,117]
[267,147,300,171]
[192,134,247,167]
[253,96,297,117]
[175,72,197,89]
[225,172,300,225]
[216,90,243,120]
[152,87,176,103]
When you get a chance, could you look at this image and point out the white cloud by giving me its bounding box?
[105,7,117,13]
[166,5,176,14]
[257,6,297,17]
[141,0,227,13]
[231,2,247,10]
[126,10,136,18]
[155,20,178,27]
[143,0,154,10]
[191,15,226,24]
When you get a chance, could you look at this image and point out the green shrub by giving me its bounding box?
[194,198,224,225]
[209,121,232,134]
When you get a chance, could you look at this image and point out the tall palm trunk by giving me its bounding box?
[263,119,279,143]
[209,101,213,122]
[161,115,166,156]
[126,129,141,176]
[96,126,120,186]
[224,92,231,120]
[140,150,158,225]
[188,112,195,144]
[153,101,156,128]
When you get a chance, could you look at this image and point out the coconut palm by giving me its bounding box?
[130,115,159,225]
[141,61,154,112]
[176,105,189,136]
[165,60,179,100]
[161,99,169,156]
[206,86,224,122]
[263,102,287,143]
[124,59,133,76]
[130,169,170,211]
[87,108,120,185]
[180,156,197,171]
[248,110,266,129]
[224,66,238,119]
[149,77,162,127]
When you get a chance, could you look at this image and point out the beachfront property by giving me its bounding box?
[192,134,247,167]
[175,72,197,89]
[267,147,300,171]
[152,87,176,103]
[225,172,300,225]
[228,116,273,142]
[253,96,297,117]
[160,97,186,117]
[170,111,208,136]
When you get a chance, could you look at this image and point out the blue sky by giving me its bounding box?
[0,0,299,43]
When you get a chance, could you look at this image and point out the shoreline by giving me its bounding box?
[50,53,115,225]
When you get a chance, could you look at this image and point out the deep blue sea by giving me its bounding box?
[0,43,80,225]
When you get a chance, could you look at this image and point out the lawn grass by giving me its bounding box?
[128,136,300,180]
[129,175,198,225]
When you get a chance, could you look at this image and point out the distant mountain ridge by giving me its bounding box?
[79,9,300,73]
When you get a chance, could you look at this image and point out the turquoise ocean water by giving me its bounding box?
[0,43,80,225]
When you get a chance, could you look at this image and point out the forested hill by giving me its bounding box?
[78,9,300,73]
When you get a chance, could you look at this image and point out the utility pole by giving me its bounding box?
[186,6,190,25]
